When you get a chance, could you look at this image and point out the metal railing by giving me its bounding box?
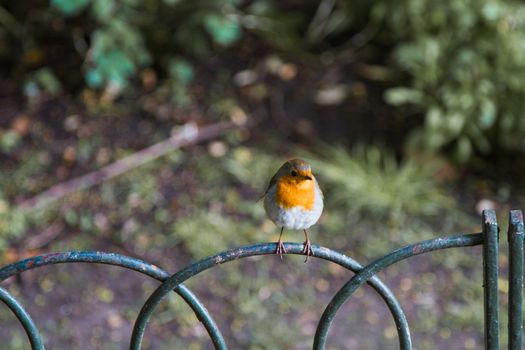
[0,209,523,349]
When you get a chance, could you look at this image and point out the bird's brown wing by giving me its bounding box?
[257,173,278,202]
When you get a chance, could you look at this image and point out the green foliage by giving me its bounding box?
[203,13,242,46]
[168,58,194,85]
[51,0,89,17]
[0,204,28,249]
[60,0,246,94]
[0,131,21,154]
[2,0,252,102]
[83,3,152,90]
[0,1,517,347]
[0,148,53,250]
[172,211,263,257]
[378,0,525,160]
[265,0,525,161]
[23,68,62,97]
[167,57,195,106]
[308,145,453,221]
[243,1,305,49]
[224,147,280,193]
[0,140,491,349]
[0,0,310,108]
[4,0,525,162]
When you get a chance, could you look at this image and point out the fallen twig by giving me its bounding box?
[19,121,237,210]
[25,218,64,249]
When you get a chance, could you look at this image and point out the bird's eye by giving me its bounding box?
[291,170,298,177]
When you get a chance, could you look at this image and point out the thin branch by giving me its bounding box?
[19,121,238,210]
[0,6,24,38]
[25,218,64,249]
[305,0,337,44]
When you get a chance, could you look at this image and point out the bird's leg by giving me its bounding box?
[302,229,314,262]
[276,227,286,259]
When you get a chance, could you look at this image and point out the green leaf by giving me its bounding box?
[169,58,194,84]
[203,14,242,46]
[456,137,472,163]
[33,68,62,94]
[445,113,465,136]
[92,0,116,21]
[51,0,89,16]
[23,81,39,98]
[384,87,424,106]
[80,213,94,231]
[479,100,497,129]
[482,2,504,21]
[0,131,21,154]
[86,68,104,88]
[87,49,136,89]
[24,68,62,96]
[64,209,78,226]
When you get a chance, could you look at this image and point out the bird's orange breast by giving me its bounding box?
[276,176,315,210]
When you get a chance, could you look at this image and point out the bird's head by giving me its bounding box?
[276,159,314,188]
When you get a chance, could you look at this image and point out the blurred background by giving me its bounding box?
[1,0,524,349]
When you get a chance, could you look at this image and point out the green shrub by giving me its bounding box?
[308,145,454,221]
[51,0,242,93]
[2,0,305,106]
[380,0,525,160]
[4,0,525,162]
[0,0,252,103]
[295,0,525,161]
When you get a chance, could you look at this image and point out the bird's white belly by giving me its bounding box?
[264,185,323,230]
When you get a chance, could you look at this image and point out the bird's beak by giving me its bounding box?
[304,175,312,180]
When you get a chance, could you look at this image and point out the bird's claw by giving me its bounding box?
[302,239,313,262]
[276,240,286,260]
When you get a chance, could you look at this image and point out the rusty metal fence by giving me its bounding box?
[0,209,523,349]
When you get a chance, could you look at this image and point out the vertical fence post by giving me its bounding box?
[483,209,499,350]
[508,210,524,350]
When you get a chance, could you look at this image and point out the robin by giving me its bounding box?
[262,159,324,262]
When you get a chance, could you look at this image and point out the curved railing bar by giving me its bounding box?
[0,251,227,350]
[130,242,412,350]
[313,233,484,349]
[0,286,45,350]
